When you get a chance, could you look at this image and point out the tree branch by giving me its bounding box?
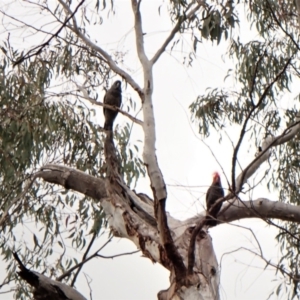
[13,0,85,66]
[235,117,300,192]
[130,0,186,282]
[57,237,113,282]
[96,250,140,259]
[231,55,293,192]
[57,0,144,99]
[41,141,165,273]
[38,164,107,200]
[74,84,143,126]
[131,0,149,65]
[151,2,203,65]
[183,197,300,229]
[219,197,300,223]
[70,233,97,287]
[13,252,87,300]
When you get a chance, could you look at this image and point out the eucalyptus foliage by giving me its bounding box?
[0,6,144,298]
[0,0,300,299]
[190,1,300,298]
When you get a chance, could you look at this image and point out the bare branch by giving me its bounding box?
[13,0,85,66]
[151,2,203,65]
[39,151,165,278]
[231,55,293,192]
[96,250,140,259]
[235,117,300,191]
[131,0,149,65]
[57,0,144,98]
[219,198,300,224]
[75,84,143,125]
[38,164,107,200]
[57,237,113,282]
[71,233,97,287]
[129,0,187,281]
[57,238,139,286]
[0,174,39,228]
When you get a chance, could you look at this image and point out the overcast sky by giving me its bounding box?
[0,0,291,299]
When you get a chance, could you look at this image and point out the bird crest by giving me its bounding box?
[212,171,220,180]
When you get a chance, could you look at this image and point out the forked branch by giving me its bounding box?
[235,117,300,191]
[151,2,204,64]
[57,0,144,98]
[131,0,186,282]
[231,55,293,192]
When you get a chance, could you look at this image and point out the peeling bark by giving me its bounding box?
[39,165,107,200]
[29,57,300,300]
[131,0,186,286]
[235,117,300,192]
[5,1,300,299]
[35,161,300,300]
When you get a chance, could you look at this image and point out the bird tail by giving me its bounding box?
[205,214,218,227]
[104,121,113,131]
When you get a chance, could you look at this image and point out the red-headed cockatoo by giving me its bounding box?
[206,172,224,226]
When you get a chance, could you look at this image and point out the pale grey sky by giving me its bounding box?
[0,1,290,299]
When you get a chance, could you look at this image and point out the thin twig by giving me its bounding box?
[13,0,86,65]
[266,1,300,51]
[151,2,204,65]
[57,237,113,281]
[221,246,299,281]
[71,232,97,287]
[83,273,93,300]
[0,289,16,295]
[0,173,40,228]
[58,0,144,98]
[74,85,143,125]
[231,54,293,193]
[96,250,140,259]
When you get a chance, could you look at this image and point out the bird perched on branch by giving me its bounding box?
[103,80,122,131]
[206,172,224,227]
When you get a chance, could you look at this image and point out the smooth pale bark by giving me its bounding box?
[35,114,300,300]
[40,1,216,295]
[131,0,188,287]
[34,162,300,299]
[37,165,300,225]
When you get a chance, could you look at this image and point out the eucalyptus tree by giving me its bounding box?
[0,0,300,299]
